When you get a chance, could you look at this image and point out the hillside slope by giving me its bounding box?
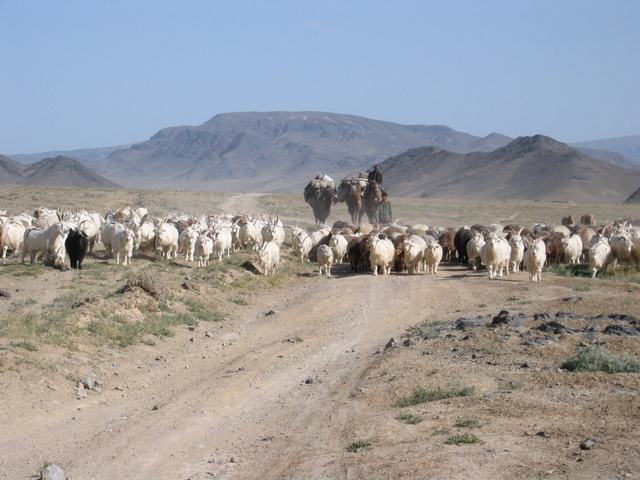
[380,135,640,203]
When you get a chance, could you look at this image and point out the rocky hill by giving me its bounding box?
[380,135,640,203]
[0,155,120,188]
[90,111,512,192]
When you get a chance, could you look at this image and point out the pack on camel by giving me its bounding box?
[336,172,368,225]
[304,175,336,226]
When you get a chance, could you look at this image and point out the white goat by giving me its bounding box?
[258,241,280,276]
[21,222,70,266]
[317,244,334,277]
[523,238,546,282]
[588,236,612,278]
[0,222,26,263]
[112,228,135,266]
[561,234,583,265]
[195,233,214,267]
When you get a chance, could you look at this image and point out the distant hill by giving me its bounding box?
[380,135,640,203]
[0,155,121,188]
[571,135,640,165]
[10,143,139,164]
[624,187,640,204]
[90,111,513,193]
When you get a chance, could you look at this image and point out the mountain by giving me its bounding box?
[572,147,640,171]
[0,154,25,184]
[0,155,120,188]
[624,187,640,204]
[379,135,640,203]
[91,111,513,193]
[571,135,640,163]
[10,143,139,164]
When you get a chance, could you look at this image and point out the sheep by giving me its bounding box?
[258,240,280,276]
[508,230,525,273]
[0,222,26,263]
[438,229,458,263]
[581,214,596,226]
[112,228,135,266]
[561,234,583,265]
[328,233,349,264]
[466,232,485,271]
[317,244,334,276]
[543,232,565,266]
[424,240,443,274]
[195,233,214,267]
[609,230,634,269]
[21,221,70,266]
[523,238,546,282]
[561,215,575,227]
[480,233,511,279]
[402,235,426,274]
[369,236,395,275]
[588,236,613,278]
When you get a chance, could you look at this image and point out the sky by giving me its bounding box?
[1,1,639,154]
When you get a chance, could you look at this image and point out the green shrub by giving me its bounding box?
[396,413,423,424]
[561,346,640,373]
[397,382,475,407]
[445,433,482,445]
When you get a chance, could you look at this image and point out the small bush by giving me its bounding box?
[561,346,640,373]
[445,433,482,445]
[396,413,423,424]
[455,417,480,428]
[397,382,475,407]
[11,340,38,352]
[347,440,372,452]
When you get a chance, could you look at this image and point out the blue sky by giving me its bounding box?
[1,1,639,154]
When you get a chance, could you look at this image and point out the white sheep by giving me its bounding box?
[369,236,395,275]
[317,244,334,276]
[523,238,546,282]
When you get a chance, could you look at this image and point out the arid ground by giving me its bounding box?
[1,188,639,479]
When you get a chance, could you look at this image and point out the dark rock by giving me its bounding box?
[580,438,598,450]
[265,310,277,316]
[603,324,639,336]
[522,337,548,346]
[455,316,489,330]
[583,331,599,341]
[420,330,442,340]
[305,378,313,384]
[534,312,553,321]
[536,431,551,437]
[556,311,581,320]
[521,362,534,368]
[384,338,396,350]
[544,334,560,343]
[403,338,416,347]
[490,310,524,328]
[0,288,10,299]
[536,321,576,334]
[562,296,583,302]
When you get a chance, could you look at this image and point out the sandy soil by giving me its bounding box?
[1,196,639,480]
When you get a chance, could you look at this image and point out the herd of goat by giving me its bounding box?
[1,207,639,281]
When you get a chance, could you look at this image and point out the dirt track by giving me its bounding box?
[2,256,640,479]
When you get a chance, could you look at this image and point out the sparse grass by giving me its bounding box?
[561,346,640,373]
[445,433,482,445]
[498,380,523,391]
[455,417,480,428]
[230,297,249,306]
[396,413,424,424]
[397,382,475,407]
[10,340,38,352]
[432,429,451,436]
[572,285,592,292]
[544,264,590,278]
[347,440,372,452]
